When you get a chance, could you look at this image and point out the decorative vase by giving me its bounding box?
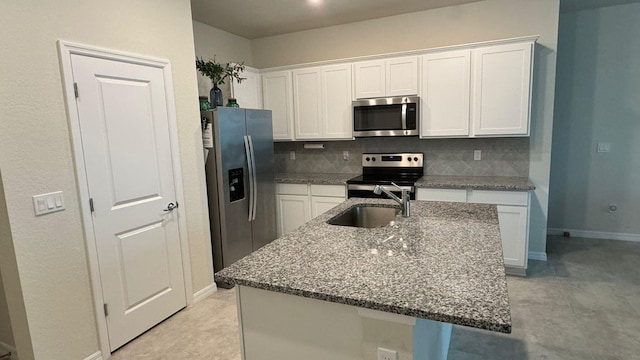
[209,83,223,108]
[226,98,239,108]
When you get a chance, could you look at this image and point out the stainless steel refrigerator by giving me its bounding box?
[202,108,277,284]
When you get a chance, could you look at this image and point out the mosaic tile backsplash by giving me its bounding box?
[274,137,529,177]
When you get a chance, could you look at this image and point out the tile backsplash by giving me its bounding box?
[274,137,529,177]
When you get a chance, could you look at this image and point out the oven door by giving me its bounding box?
[352,96,419,137]
[347,184,416,200]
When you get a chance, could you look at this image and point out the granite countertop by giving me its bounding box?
[415,175,535,191]
[276,173,534,191]
[215,198,511,333]
[275,172,359,185]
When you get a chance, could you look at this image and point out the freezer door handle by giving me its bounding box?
[244,135,255,221]
[248,135,258,221]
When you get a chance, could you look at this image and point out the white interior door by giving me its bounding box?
[71,53,186,351]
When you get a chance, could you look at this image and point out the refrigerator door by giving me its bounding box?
[212,108,253,269]
[245,109,277,251]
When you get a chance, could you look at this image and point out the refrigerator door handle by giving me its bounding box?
[243,135,255,221]
[248,135,258,221]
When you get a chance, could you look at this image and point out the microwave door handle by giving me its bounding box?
[401,103,407,130]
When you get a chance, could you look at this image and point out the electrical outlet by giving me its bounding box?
[289,151,296,160]
[343,151,350,161]
[474,150,482,161]
[597,143,611,153]
[378,347,397,360]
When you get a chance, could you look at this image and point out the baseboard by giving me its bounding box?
[0,341,17,360]
[548,228,640,243]
[528,251,548,261]
[193,283,217,304]
[83,351,102,360]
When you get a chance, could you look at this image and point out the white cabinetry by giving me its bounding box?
[292,64,353,140]
[472,42,533,136]
[354,56,418,99]
[231,66,263,109]
[420,50,471,137]
[420,40,534,138]
[276,184,346,236]
[262,70,295,141]
[416,188,530,275]
[293,68,323,139]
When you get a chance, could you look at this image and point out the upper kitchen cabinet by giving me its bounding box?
[472,42,533,136]
[420,50,471,137]
[231,66,262,110]
[420,40,534,138]
[262,70,295,141]
[354,56,418,99]
[293,64,353,140]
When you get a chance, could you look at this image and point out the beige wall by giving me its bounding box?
[549,3,640,234]
[0,1,210,359]
[0,267,16,350]
[251,0,560,255]
[0,171,33,359]
[192,20,253,104]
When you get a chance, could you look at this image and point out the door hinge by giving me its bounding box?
[89,198,94,212]
[103,303,109,317]
[73,82,79,98]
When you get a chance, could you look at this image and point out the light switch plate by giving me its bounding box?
[597,143,611,153]
[33,191,65,216]
[474,150,482,161]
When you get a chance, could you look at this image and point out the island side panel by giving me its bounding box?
[237,285,416,360]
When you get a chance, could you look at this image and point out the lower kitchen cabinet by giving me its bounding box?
[417,188,530,275]
[276,183,346,237]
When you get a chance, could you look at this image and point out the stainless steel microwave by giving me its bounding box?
[352,96,419,137]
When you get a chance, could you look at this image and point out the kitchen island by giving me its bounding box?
[215,198,511,360]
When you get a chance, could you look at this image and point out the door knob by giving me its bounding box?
[163,202,178,212]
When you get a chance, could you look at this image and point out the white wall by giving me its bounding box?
[0,1,210,359]
[549,3,640,235]
[251,0,559,255]
[192,21,253,103]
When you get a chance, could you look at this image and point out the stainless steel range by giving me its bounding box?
[346,153,424,199]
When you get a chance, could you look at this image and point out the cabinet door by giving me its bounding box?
[420,50,471,138]
[354,60,386,99]
[293,68,323,140]
[231,66,262,109]
[497,205,528,268]
[263,71,295,141]
[276,194,311,237]
[472,42,533,136]
[322,64,353,139]
[386,56,418,97]
[311,196,345,218]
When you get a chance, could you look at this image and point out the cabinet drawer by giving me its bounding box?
[277,183,309,195]
[468,190,529,206]
[310,184,346,198]
[416,188,467,202]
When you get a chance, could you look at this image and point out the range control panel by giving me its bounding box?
[361,153,423,168]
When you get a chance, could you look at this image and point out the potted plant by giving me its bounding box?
[196,56,245,108]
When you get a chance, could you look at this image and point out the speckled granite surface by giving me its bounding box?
[415,176,535,191]
[275,172,359,185]
[215,198,511,333]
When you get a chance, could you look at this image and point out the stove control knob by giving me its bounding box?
[407,157,412,161]
[365,157,370,162]
[371,157,376,161]
[414,157,419,162]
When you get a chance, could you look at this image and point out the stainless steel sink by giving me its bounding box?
[327,205,400,228]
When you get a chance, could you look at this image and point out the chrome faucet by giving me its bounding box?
[373,182,410,217]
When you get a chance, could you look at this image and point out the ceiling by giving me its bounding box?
[191,0,640,40]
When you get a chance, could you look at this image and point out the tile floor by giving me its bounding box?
[111,236,640,359]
